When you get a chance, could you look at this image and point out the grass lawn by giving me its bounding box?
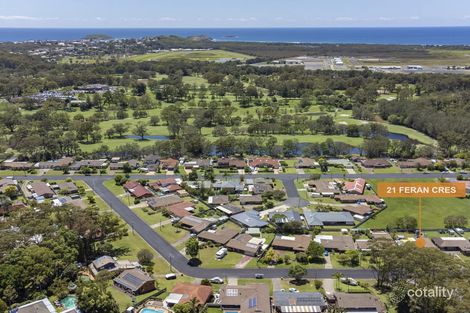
[335,281,370,293]
[134,208,169,226]
[280,279,322,292]
[126,50,252,62]
[198,246,244,268]
[104,180,126,196]
[238,279,273,293]
[155,223,188,244]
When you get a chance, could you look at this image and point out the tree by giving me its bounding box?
[3,186,17,199]
[288,264,307,283]
[77,282,119,313]
[134,123,148,140]
[333,272,344,289]
[0,299,7,313]
[137,249,154,265]
[185,237,199,259]
[122,162,132,174]
[392,215,417,230]
[149,115,160,126]
[307,241,324,262]
[444,215,468,228]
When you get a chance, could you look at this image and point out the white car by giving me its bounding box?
[210,277,224,284]
[289,288,299,293]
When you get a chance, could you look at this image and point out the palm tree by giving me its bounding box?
[333,272,344,290]
[188,297,207,313]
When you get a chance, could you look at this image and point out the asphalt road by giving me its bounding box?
[13,171,468,279]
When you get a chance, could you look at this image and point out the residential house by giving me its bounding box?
[164,283,212,307]
[432,237,470,255]
[303,210,355,227]
[370,231,394,241]
[334,194,384,205]
[160,158,179,171]
[216,204,244,216]
[231,211,268,228]
[273,291,326,313]
[123,181,153,198]
[219,284,271,313]
[31,181,55,198]
[295,157,319,168]
[249,157,280,170]
[361,158,392,168]
[70,159,108,171]
[342,205,373,219]
[89,255,119,276]
[109,159,140,171]
[314,235,356,252]
[147,195,183,209]
[355,239,371,252]
[0,178,17,194]
[1,161,33,171]
[36,157,74,170]
[113,268,155,295]
[184,158,212,169]
[268,210,302,224]
[272,235,312,253]
[217,158,247,169]
[398,158,433,169]
[226,234,264,256]
[208,195,230,205]
[179,215,212,234]
[16,298,56,313]
[252,183,274,195]
[58,181,79,194]
[166,202,195,218]
[198,228,239,245]
[343,178,366,195]
[307,180,339,197]
[327,158,354,169]
[334,292,386,313]
[213,180,245,193]
[239,194,263,205]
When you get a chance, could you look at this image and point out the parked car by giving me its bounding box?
[210,277,224,284]
[340,277,358,286]
[254,273,264,279]
[323,250,329,256]
[289,288,299,293]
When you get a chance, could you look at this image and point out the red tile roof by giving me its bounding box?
[171,283,212,305]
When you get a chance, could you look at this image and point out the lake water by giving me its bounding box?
[2,27,470,45]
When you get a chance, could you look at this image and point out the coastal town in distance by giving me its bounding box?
[2,2,470,313]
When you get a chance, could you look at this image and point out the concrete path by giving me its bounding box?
[150,219,172,229]
[324,255,333,269]
[227,277,238,285]
[272,278,282,291]
[235,255,253,269]
[323,278,335,295]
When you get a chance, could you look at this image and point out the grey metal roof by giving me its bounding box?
[231,211,268,228]
[269,210,302,224]
[303,209,354,226]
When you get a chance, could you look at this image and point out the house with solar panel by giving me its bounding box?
[113,268,155,295]
[272,291,327,313]
[219,283,271,313]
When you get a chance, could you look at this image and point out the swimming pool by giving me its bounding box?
[60,295,77,309]
[140,309,165,313]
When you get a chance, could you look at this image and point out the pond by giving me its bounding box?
[123,131,412,156]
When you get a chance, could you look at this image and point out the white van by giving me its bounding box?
[165,273,177,280]
[216,247,228,259]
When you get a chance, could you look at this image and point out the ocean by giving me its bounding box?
[0,27,470,45]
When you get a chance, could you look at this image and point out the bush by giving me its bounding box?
[137,249,154,265]
[314,279,323,289]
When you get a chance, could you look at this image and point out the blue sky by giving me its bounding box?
[0,0,469,28]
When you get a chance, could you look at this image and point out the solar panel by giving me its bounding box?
[123,273,143,287]
[248,297,257,308]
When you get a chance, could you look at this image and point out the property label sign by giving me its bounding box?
[377,182,466,198]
